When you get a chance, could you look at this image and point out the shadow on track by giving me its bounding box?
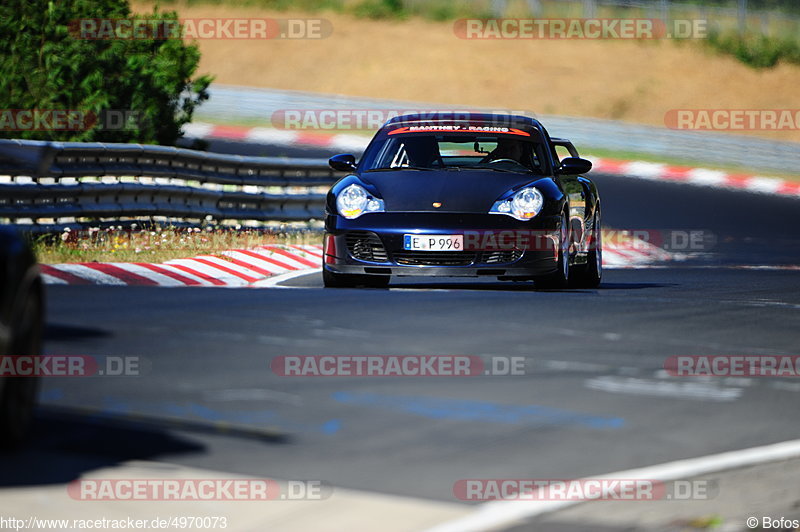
[0,405,292,488]
[385,281,676,292]
[45,323,112,342]
[0,408,204,487]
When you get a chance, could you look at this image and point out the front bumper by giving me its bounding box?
[322,213,562,278]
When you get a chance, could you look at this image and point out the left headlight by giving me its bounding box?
[336,183,385,219]
[490,187,544,221]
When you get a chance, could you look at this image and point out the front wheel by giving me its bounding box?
[534,212,570,289]
[569,209,602,288]
[323,268,389,288]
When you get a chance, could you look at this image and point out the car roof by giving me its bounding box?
[382,112,542,131]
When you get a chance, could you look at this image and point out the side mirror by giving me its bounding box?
[558,157,592,175]
[329,154,357,172]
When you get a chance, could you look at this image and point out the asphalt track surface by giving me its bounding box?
[3,140,799,518]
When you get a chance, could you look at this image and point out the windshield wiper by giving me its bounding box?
[456,165,530,174]
[366,166,434,172]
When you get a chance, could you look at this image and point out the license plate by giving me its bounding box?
[403,234,463,251]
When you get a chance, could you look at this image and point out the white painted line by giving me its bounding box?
[251,268,320,288]
[425,438,800,532]
[585,376,742,402]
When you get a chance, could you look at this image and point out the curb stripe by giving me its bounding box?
[115,263,190,287]
[222,250,289,274]
[41,242,667,287]
[191,257,261,283]
[290,244,324,258]
[240,248,301,270]
[218,254,280,277]
[228,249,297,272]
[40,265,92,285]
[52,264,127,285]
[264,247,319,268]
[82,263,160,286]
[136,263,204,286]
[166,263,228,286]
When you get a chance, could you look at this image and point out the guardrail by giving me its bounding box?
[0,139,339,225]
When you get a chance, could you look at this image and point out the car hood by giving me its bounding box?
[361,169,539,213]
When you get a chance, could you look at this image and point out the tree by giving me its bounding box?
[0,0,212,144]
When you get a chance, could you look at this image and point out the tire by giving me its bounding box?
[323,268,389,288]
[569,209,602,288]
[0,284,42,450]
[535,212,570,289]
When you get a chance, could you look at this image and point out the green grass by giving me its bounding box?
[705,30,800,68]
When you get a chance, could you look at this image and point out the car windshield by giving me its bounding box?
[362,132,547,174]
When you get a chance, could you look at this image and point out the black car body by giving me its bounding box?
[0,226,43,448]
[323,113,602,288]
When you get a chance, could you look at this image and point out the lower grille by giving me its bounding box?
[393,251,476,266]
[482,250,523,264]
[345,232,388,262]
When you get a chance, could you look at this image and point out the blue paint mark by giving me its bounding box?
[320,419,342,435]
[39,388,64,401]
[103,397,132,414]
[331,391,624,429]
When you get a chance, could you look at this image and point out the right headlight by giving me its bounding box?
[490,187,544,221]
[336,183,385,219]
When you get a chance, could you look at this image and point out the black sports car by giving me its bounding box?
[0,226,43,448]
[323,113,601,289]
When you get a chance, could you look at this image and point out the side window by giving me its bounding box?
[554,145,572,165]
